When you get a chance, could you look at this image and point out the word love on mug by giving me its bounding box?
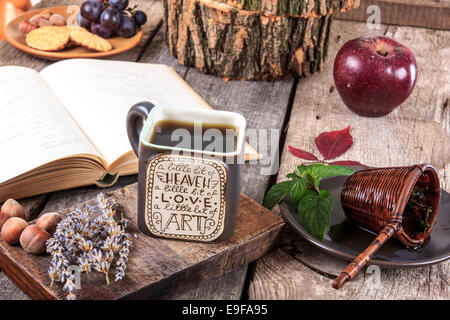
[145,155,227,240]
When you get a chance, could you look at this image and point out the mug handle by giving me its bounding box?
[126,101,156,156]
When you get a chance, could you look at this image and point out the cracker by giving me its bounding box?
[69,28,112,52]
[26,26,70,51]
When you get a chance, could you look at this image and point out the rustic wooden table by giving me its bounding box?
[0,0,449,300]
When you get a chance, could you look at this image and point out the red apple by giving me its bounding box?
[333,36,418,117]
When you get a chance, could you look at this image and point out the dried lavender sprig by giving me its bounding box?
[46,193,132,300]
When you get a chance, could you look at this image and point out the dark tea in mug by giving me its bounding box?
[148,119,239,153]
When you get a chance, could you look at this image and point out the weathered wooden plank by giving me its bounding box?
[0,272,29,300]
[0,0,164,69]
[248,20,450,299]
[335,0,450,31]
[249,246,450,299]
[0,184,284,300]
[173,265,247,300]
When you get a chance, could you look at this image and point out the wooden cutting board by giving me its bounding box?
[0,183,284,299]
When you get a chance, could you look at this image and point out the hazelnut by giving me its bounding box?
[29,14,42,26]
[49,14,66,26]
[1,217,28,245]
[39,9,54,19]
[37,18,52,27]
[20,225,50,255]
[0,199,25,228]
[18,20,37,35]
[18,20,31,34]
[36,212,62,235]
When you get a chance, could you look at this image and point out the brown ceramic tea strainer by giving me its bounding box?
[332,164,441,289]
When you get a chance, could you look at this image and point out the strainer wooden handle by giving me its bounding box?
[332,222,401,290]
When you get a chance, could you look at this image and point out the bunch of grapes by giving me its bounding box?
[77,0,147,39]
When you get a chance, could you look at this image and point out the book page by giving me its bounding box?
[40,59,210,167]
[0,66,100,183]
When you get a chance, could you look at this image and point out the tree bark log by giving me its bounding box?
[213,0,359,17]
[164,0,332,80]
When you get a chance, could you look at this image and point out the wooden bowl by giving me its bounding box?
[4,6,143,61]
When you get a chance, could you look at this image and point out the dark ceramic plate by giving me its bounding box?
[280,166,450,268]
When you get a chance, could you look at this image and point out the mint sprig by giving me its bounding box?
[263,164,355,240]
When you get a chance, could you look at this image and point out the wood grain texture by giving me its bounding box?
[248,20,450,299]
[249,245,450,299]
[335,0,450,30]
[0,272,29,300]
[0,184,284,300]
[173,265,247,299]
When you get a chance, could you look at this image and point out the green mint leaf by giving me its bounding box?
[297,190,333,241]
[290,177,307,205]
[286,173,297,179]
[303,172,318,189]
[263,180,292,210]
[296,164,354,188]
[295,165,308,177]
[307,164,355,179]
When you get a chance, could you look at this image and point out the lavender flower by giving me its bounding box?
[46,193,132,300]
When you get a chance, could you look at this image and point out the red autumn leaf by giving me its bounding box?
[288,145,318,161]
[315,125,353,160]
[328,160,364,166]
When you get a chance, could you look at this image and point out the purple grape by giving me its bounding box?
[90,22,102,34]
[109,0,129,11]
[80,0,103,22]
[100,7,122,30]
[117,15,137,38]
[76,12,91,29]
[134,10,147,26]
[96,25,113,38]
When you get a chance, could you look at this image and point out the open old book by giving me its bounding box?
[0,59,259,201]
